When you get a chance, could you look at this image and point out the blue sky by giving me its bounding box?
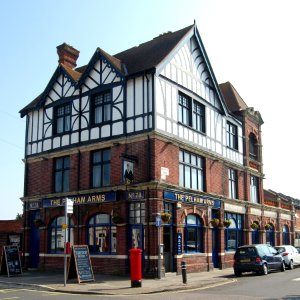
[1,0,299,219]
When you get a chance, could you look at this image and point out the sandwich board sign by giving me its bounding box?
[0,245,22,277]
[67,245,94,283]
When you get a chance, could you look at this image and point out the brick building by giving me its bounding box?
[19,23,295,276]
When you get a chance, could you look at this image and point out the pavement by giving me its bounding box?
[0,268,236,295]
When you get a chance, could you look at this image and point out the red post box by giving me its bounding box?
[129,248,142,287]
[65,242,71,254]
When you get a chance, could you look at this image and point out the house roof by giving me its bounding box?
[219,81,248,112]
[114,25,193,75]
[20,25,194,116]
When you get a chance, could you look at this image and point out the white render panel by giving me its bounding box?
[90,68,100,84]
[156,80,165,115]
[135,117,143,131]
[113,103,123,120]
[81,112,89,128]
[72,114,79,131]
[43,139,51,151]
[91,127,99,139]
[73,99,80,112]
[31,143,37,154]
[127,81,134,117]
[81,130,89,141]
[71,132,79,144]
[135,79,144,115]
[85,77,97,90]
[32,110,39,141]
[166,120,172,133]
[63,81,73,97]
[112,121,123,135]
[101,125,110,137]
[127,119,134,133]
[156,116,166,131]
[38,109,43,140]
[157,116,165,131]
[53,137,60,148]
[37,142,42,153]
[62,135,69,146]
[165,84,172,118]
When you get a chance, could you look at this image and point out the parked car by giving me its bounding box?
[233,244,285,276]
[296,247,300,254]
[274,245,300,269]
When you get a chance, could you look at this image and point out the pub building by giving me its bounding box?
[19,23,295,276]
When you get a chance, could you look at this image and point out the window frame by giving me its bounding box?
[129,202,145,224]
[228,168,238,199]
[250,175,259,203]
[224,212,243,252]
[179,149,205,191]
[178,92,192,127]
[49,216,74,254]
[184,214,204,253]
[91,149,111,188]
[193,100,206,133]
[54,103,71,135]
[226,121,238,150]
[54,156,70,193]
[249,133,258,160]
[92,90,112,125]
[87,213,117,255]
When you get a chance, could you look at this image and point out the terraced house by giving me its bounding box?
[19,22,295,276]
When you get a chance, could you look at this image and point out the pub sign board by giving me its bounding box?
[67,245,94,283]
[0,246,22,277]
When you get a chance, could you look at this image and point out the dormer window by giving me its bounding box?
[92,90,112,125]
[54,103,71,134]
[226,121,238,150]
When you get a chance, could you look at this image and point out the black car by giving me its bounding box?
[233,244,285,276]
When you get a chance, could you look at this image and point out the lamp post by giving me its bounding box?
[155,213,162,279]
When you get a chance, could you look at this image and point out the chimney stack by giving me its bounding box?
[56,43,80,69]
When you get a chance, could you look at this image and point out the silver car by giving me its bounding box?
[275,245,300,269]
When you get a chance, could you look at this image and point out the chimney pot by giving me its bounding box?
[56,43,80,69]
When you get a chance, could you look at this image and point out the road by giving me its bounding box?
[1,268,300,299]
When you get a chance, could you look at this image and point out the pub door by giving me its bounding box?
[29,211,40,268]
[163,226,173,272]
[212,227,219,268]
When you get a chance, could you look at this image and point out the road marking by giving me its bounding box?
[292,277,300,281]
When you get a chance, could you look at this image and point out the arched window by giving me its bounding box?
[282,225,290,245]
[224,213,243,251]
[251,223,260,244]
[184,214,203,253]
[49,216,74,253]
[266,224,275,246]
[88,214,116,254]
[249,133,258,160]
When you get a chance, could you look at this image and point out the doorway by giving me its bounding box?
[29,211,40,268]
[163,226,173,272]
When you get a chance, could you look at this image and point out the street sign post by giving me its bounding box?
[64,198,73,287]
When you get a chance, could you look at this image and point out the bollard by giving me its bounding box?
[181,261,187,284]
